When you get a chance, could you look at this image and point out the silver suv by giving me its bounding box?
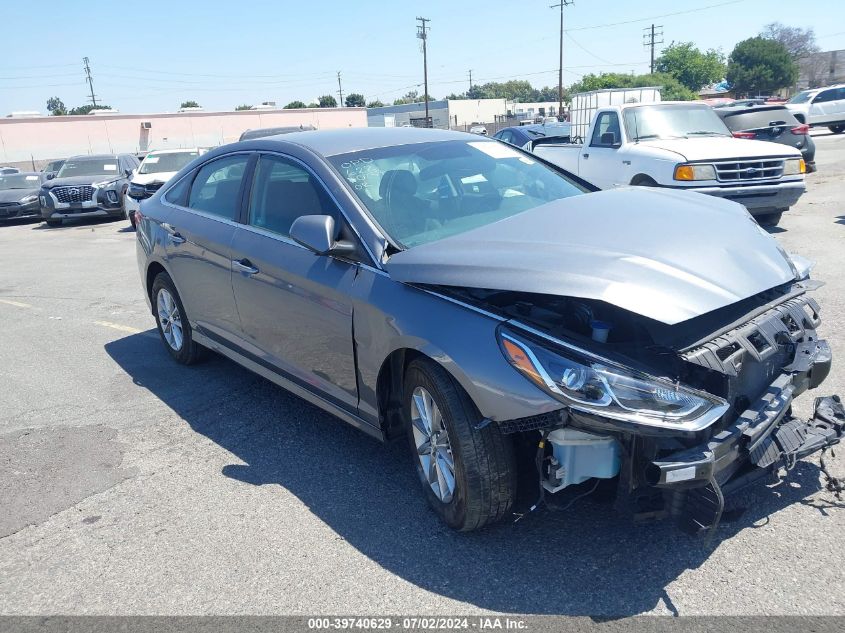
[786,84,845,133]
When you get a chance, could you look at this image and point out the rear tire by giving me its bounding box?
[829,124,845,134]
[757,211,783,227]
[151,272,206,365]
[403,357,516,531]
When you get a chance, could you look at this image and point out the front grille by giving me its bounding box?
[0,202,17,207]
[714,158,784,182]
[53,185,95,203]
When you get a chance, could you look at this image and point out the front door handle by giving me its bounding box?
[582,153,589,159]
[232,258,259,275]
[161,223,185,244]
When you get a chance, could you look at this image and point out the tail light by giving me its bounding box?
[732,131,756,139]
[791,124,809,135]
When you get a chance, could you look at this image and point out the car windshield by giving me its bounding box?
[328,139,588,249]
[623,104,731,140]
[0,174,40,189]
[57,159,120,178]
[138,151,198,174]
[788,91,814,104]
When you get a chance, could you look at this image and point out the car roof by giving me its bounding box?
[244,127,478,157]
[1,171,41,177]
[144,148,200,155]
[66,154,121,160]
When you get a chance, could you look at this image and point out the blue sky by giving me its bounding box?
[2,0,843,114]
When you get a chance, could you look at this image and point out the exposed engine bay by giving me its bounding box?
[433,282,843,533]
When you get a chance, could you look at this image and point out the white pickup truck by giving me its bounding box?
[531,100,807,226]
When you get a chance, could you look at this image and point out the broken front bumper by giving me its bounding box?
[646,337,842,531]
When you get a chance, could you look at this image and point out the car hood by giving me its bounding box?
[639,136,802,161]
[130,171,177,185]
[43,175,122,188]
[385,188,798,325]
[0,188,39,202]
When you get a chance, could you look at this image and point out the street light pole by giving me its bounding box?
[417,17,431,125]
[550,1,573,119]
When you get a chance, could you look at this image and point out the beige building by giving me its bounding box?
[797,49,845,90]
[0,107,367,169]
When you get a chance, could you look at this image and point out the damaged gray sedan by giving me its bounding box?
[133,128,843,533]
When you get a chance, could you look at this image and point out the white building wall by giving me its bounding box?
[445,99,508,126]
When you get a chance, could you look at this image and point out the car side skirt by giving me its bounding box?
[191,330,385,442]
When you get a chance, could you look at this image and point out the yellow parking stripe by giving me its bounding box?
[0,299,32,308]
[94,321,142,334]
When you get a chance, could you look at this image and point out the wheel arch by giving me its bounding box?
[630,173,658,186]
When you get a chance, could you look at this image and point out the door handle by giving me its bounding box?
[232,258,259,275]
[161,223,185,244]
[582,153,589,159]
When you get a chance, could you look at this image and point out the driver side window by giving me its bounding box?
[591,112,621,147]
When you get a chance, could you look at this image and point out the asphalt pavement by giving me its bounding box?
[1,131,844,617]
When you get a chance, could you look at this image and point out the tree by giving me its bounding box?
[68,104,113,115]
[180,100,201,109]
[345,93,365,107]
[307,102,319,108]
[727,37,798,96]
[655,42,725,91]
[235,104,253,111]
[393,90,419,105]
[284,101,307,109]
[46,97,66,116]
[568,72,696,101]
[318,95,337,108]
[366,100,385,108]
[761,23,819,60]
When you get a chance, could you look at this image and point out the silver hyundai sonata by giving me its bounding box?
[133,127,842,533]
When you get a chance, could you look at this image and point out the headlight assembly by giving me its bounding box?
[19,195,38,204]
[783,158,806,176]
[93,179,119,188]
[498,329,729,431]
[673,163,716,181]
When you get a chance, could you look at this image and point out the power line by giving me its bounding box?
[564,0,747,32]
[83,57,97,106]
[550,1,574,117]
[643,24,664,74]
[416,16,431,124]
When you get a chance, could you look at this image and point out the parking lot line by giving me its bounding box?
[94,321,143,334]
[0,299,33,308]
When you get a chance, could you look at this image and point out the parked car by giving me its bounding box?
[41,159,65,180]
[0,166,20,175]
[133,127,840,534]
[494,123,571,149]
[39,153,139,227]
[0,172,45,222]
[469,125,488,135]
[786,84,845,133]
[125,148,203,228]
[238,125,315,141]
[532,101,806,226]
[713,104,816,173]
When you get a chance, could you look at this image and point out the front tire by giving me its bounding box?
[45,219,61,227]
[757,211,783,227]
[151,272,206,365]
[403,358,516,531]
[829,124,845,134]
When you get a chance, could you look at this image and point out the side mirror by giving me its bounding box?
[46,173,55,180]
[125,168,133,177]
[289,215,355,256]
[127,182,152,201]
[600,132,619,147]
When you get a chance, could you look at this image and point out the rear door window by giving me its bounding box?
[188,154,250,221]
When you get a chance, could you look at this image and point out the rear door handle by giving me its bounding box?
[161,223,185,244]
[582,153,589,159]
[232,258,259,275]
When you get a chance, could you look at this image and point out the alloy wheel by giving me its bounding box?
[410,386,456,503]
[156,288,184,351]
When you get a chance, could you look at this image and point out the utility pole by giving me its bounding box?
[468,69,473,92]
[550,1,573,119]
[643,24,664,74]
[416,16,430,125]
[337,71,344,107]
[83,57,97,107]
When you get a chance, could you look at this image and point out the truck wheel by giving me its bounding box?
[757,211,783,227]
[403,357,516,531]
[631,175,657,187]
[829,124,845,134]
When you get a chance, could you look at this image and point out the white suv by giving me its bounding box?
[125,148,203,227]
[786,84,845,134]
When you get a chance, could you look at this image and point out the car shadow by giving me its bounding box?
[835,216,845,226]
[104,332,836,617]
[30,217,124,231]
[764,225,786,234]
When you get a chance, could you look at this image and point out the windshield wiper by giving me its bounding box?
[686,131,728,136]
